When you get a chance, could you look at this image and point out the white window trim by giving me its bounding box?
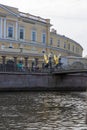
[0,17,2,38]
[19,26,25,41]
[7,24,14,39]
[4,18,6,38]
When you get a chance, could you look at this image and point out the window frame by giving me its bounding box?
[68,43,70,50]
[31,30,37,42]
[19,26,25,40]
[64,42,66,49]
[7,24,14,38]
[42,32,46,44]
[72,45,74,52]
[57,40,60,47]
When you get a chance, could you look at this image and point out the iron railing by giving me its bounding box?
[0,63,87,73]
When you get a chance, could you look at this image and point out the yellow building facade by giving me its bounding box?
[0,4,83,68]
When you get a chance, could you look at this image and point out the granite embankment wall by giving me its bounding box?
[0,72,86,91]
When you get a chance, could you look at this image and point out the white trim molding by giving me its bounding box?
[0,17,2,38]
[4,18,6,38]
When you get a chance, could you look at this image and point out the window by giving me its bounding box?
[50,38,53,45]
[8,25,14,38]
[31,30,36,41]
[72,45,74,52]
[57,40,60,47]
[42,33,46,44]
[76,47,79,53]
[19,27,24,40]
[68,43,70,50]
[64,43,66,49]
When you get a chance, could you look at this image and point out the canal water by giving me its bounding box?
[0,92,87,130]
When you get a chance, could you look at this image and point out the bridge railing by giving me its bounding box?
[0,63,87,73]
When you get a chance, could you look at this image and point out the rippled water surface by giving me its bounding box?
[0,92,87,130]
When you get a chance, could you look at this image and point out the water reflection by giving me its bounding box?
[0,92,87,130]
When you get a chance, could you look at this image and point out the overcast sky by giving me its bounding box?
[0,0,87,56]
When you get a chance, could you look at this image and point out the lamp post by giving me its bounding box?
[48,53,52,72]
[2,56,6,71]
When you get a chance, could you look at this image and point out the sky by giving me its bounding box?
[0,0,87,56]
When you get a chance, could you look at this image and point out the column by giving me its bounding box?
[4,18,6,38]
[16,21,18,40]
[0,18,2,38]
[14,57,17,71]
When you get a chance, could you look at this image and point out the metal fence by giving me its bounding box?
[0,62,86,73]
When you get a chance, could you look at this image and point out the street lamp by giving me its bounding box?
[48,52,52,71]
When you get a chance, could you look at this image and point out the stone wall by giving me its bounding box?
[0,72,86,91]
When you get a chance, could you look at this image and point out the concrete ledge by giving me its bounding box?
[0,72,86,91]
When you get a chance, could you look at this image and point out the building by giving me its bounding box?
[0,4,83,68]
